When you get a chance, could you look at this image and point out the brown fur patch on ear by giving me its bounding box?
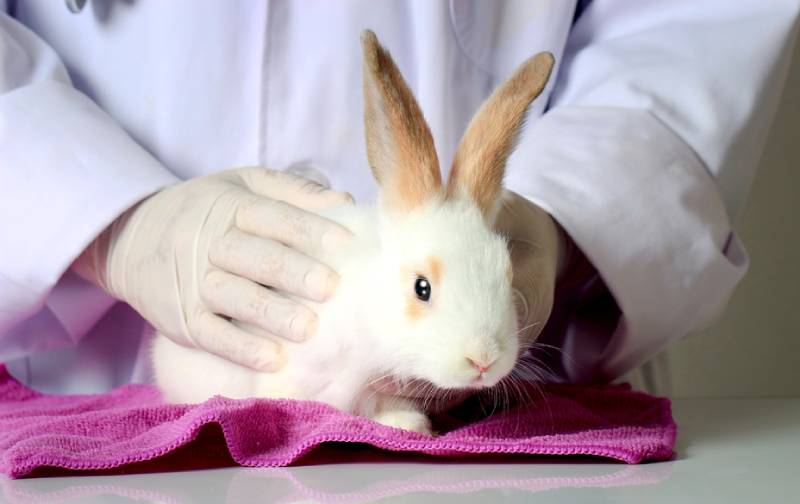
[427,256,443,285]
[361,30,441,211]
[446,52,555,218]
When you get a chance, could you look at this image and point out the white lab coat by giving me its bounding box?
[1,0,798,393]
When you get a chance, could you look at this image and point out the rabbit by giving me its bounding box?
[152,30,555,435]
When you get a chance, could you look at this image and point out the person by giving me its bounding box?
[1,1,798,395]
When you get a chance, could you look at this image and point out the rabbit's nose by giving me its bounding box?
[466,356,496,375]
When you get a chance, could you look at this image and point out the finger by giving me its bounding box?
[209,228,338,302]
[230,319,283,342]
[188,311,284,372]
[239,168,354,212]
[201,269,318,342]
[284,161,333,189]
[236,197,352,259]
[508,245,553,349]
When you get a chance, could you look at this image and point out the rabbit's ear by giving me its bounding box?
[446,52,555,221]
[361,30,441,211]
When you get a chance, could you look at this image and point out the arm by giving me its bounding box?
[0,10,355,374]
[0,11,179,360]
[504,1,800,381]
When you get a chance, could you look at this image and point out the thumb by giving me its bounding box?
[237,167,354,211]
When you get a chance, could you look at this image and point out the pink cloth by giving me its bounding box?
[0,365,675,478]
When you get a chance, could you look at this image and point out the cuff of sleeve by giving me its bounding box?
[0,81,180,335]
[505,106,749,379]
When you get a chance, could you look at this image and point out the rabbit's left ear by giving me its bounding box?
[361,30,441,212]
[446,52,555,222]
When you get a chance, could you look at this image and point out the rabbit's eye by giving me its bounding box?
[414,276,431,302]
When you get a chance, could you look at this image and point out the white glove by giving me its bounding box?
[74,167,354,371]
[494,189,565,351]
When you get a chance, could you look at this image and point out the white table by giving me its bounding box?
[2,398,798,503]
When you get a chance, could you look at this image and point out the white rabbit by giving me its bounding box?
[152,30,555,435]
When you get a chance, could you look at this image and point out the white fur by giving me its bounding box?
[151,196,519,434]
[152,31,540,433]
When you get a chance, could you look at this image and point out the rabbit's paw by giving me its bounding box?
[373,410,433,435]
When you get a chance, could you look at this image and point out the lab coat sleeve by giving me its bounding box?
[503,1,800,381]
[0,12,180,361]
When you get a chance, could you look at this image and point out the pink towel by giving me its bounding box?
[0,365,675,478]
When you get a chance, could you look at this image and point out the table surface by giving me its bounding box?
[2,398,798,503]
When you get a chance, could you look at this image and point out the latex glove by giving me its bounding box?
[73,167,354,371]
[493,189,565,352]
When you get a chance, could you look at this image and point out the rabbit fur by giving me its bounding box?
[152,30,555,435]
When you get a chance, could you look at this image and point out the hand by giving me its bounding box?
[73,167,353,371]
[493,189,564,352]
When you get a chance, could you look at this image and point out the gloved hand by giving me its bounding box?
[493,189,565,352]
[73,167,354,371]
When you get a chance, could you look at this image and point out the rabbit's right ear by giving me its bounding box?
[361,30,441,212]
